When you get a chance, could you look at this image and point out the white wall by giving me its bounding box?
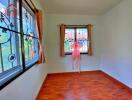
[0,64,48,100]
[99,0,132,88]
[45,14,101,73]
[0,0,48,100]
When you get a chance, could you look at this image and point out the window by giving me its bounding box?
[64,26,88,54]
[22,3,39,67]
[0,0,39,89]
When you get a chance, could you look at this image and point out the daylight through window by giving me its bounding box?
[0,0,39,89]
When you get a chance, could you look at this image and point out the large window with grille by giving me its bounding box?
[0,0,39,89]
[64,26,89,54]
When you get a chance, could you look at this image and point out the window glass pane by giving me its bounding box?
[0,30,22,86]
[64,29,75,53]
[0,0,22,87]
[22,5,38,38]
[24,35,39,66]
[22,4,39,67]
[76,28,88,53]
[0,0,20,32]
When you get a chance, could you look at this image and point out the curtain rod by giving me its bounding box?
[66,24,93,26]
[58,24,94,27]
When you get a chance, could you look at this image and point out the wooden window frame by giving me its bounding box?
[64,26,88,55]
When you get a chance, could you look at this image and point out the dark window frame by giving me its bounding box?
[0,0,39,90]
[65,26,88,55]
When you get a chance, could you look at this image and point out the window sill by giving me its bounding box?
[65,52,88,55]
[0,60,38,90]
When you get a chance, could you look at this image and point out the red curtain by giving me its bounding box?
[35,10,45,63]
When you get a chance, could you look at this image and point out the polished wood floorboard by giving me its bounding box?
[36,71,132,100]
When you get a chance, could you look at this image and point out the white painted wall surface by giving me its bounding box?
[0,64,48,100]
[99,0,132,88]
[45,14,101,73]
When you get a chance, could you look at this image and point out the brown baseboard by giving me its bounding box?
[100,71,132,93]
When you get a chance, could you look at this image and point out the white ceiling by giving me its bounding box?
[40,0,122,15]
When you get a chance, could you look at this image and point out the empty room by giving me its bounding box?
[0,0,132,100]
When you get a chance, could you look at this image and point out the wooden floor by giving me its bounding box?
[36,71,132,100]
